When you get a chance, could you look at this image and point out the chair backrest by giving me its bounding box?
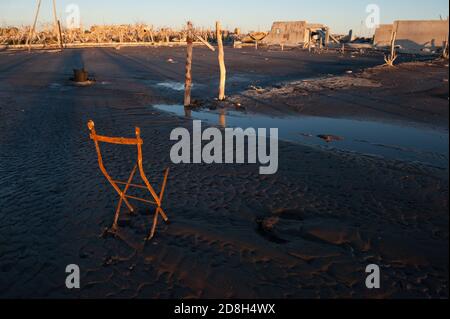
[88,120,143,146]
[87,120,160,205]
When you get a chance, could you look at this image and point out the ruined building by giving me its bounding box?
[262,21,328,46]
[374,20,449,52]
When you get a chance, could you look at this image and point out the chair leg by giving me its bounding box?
[157,168,170,224]
[159,168,169,202]
[111,198,124,231]
[147,207,160,240]
[146,169,170,240]
[159,207,169,223]
[111,165,137,231]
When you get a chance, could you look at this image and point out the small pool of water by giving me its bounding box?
[153,104,449,169]
[155,81,186,91]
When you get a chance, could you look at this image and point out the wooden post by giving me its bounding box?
[27,0,42,52]
[184,22,193,107]
[150,28,155,43]
[308,30,312,52]
[390,31,397,58]
[325,28,330,49]
[443,33,449,59]
[216,21,226,101]
[57,20,63,49]
[52,0,63,50]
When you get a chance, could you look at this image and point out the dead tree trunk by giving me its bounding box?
[307,29,312,52]
[57,20,63,49]
[384,31,398,66]
[150,29,155,43]
[52,0,63,50]
[443,33,449,59]
[216,21,226,101]
[184,22,194,107]
[27,0,42,52]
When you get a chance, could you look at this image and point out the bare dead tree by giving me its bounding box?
[184,21,194,107]
[27,0,42,52]
[443,34,449,59]
[384,31,398,67]
[216,21,226,101]
[52,0,63,50]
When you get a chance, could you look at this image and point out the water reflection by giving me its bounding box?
[184,106,192,118]
[184,106,227,128]
[154,104,449,169]
[219,109,226,128]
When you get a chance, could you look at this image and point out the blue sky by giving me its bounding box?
[1,0,448,35]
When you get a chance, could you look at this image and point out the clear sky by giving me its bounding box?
[1,0,448,35]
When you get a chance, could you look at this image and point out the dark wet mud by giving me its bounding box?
[0,47,448,299]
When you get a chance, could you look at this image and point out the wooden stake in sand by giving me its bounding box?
[184,21,194,107]
[27,0,42,52]
[216,21,226,101]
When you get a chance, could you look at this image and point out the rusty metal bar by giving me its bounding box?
[90,134,143,145]
[113,180,148,190]
[112,165,137,230]
[125,194,157,205]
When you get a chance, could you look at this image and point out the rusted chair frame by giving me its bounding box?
[87,120,169,240]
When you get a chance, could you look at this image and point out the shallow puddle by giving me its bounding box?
[156,81,186,91]
[153,104,449,169]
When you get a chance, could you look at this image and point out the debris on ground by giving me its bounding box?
[317,134,344,143]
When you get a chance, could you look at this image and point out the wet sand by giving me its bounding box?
[0,47,448,298]
[226,59,449,128]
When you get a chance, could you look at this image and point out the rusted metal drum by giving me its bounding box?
[73,69,88,82]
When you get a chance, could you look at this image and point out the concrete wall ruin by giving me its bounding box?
[374,20,449,52]
[263,21,308,45]
[373,24,393,47]
[394,20,449,51]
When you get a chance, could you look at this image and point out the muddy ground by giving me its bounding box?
[0,47,448,298]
